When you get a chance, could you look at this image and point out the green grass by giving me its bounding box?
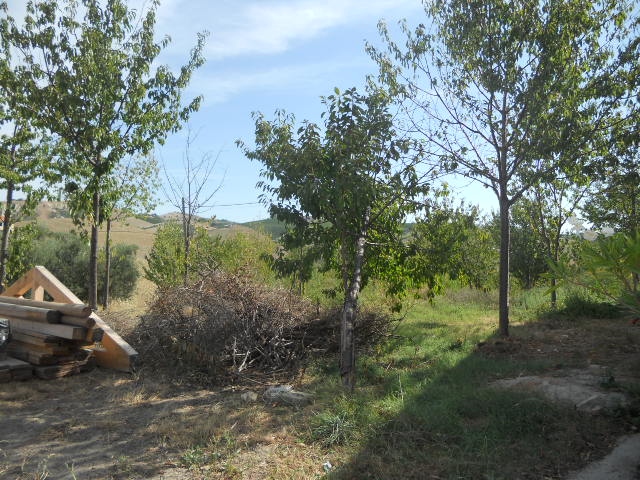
[301,290,625,479]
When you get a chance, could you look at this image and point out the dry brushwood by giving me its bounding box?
[131,269,396,384]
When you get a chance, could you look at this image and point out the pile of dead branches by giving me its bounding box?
[131,269,396,384]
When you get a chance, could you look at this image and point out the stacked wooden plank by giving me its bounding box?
[0,297,101,380]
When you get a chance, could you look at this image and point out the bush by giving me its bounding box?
[7,225,139,303]
[557,290,624,319]
[144,222,276,288]
[99,244,139,303]
[5,223,42,287]
[32,230,89,296]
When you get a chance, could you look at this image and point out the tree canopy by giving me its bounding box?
[368,0,633,335]
[0,0,207,308]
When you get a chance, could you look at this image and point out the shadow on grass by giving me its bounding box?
[314,328,629,480]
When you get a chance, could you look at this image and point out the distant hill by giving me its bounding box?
[241,218,416,240]
[241,218,287,239]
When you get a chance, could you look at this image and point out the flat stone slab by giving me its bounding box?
[567,434,640,480]
[0,356,31,370]
[492,366,630,413]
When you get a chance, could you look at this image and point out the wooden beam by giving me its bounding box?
[0,303,61,323]
[2,270,34,297]
[32,266,84,304]
[60,315,95,328]
[90,315,137,372]
[0,296,91,317]
[6,317,86,340]
[11,330,68,346]
[5,266,138,372]
[32,283,44,301]
[11,328,65,343]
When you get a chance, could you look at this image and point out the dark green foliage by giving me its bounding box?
[241,217,287,240]
[100,244,139,303]
[135,213,164,225]
[558,291,624,320]
[411,197,497,291]
[5,223,41,286]
[32,231,89,297]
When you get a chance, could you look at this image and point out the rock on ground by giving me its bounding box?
[566,434,640,480]
[492,365,629,413]
[263,385,313,406]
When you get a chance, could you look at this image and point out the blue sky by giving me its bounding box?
[6,0,493,222]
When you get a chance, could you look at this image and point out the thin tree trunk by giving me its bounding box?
[102,217,112,309]
[0,183,15,292]
[340,235,366,391]
[89,190,100,311]
[340,219,368,392]
[632,194,638,292]
[550,277,557,308]
[181,197,191,286]
[550,240,560,309]
[498,197,510,337]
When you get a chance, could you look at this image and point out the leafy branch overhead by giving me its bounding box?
[0,0,207,308]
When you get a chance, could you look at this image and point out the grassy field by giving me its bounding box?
[3,203,638,479]
[2,281,638,479]
[103,286,637,479]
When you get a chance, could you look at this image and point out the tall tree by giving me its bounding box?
[66,154,160,308]
[0,6,54,291]
[0,0,206,309]
[239,88,429,390]
[369,0,630,335]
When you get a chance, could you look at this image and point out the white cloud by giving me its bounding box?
[190,60,362,105]
[150,0,416,60]
[207,0,415,59]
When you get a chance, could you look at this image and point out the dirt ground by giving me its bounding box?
[1,315,639,480]
[0,368,328,480]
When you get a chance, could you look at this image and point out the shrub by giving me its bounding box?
[552,231,640,317]
[557,290,624,319]
[99,244,139,303]
[144,222,276,288]
[5,223,42,287]
[32,230,89,295]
